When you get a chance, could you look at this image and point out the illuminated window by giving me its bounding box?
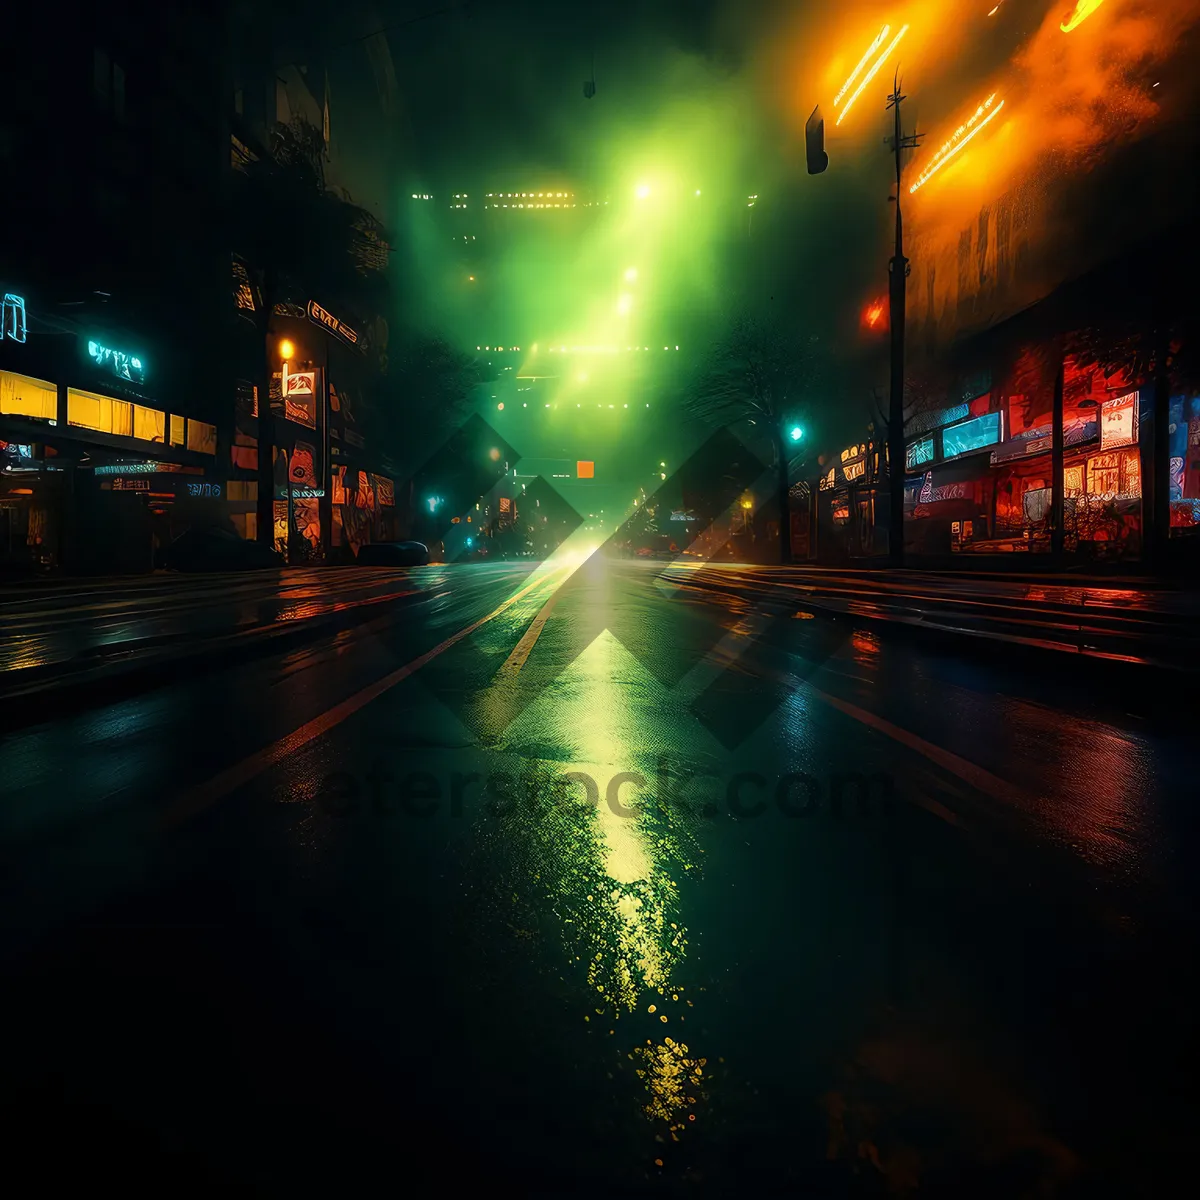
[132,404,165,443]
[226,480,258,501]
[1086,452,1122,497]
[186,419,218,455]
[68,387,132,436]
[0,371,57,420]
[169,414,185,446]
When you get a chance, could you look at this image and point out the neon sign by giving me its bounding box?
[95,461,159,475]
[308,300,358,347]
[2,294,26,343]
[88,340,146,384]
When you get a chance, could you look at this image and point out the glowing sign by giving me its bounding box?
[910,94,1005,195]
[843,459,866,482]
[1100,391,1139,450]
[284,371,315,396]
[834,26,891,108]
[862,298,887,330]
[837,25,909,127]
[1061,1,1106,34]
[95,461,158,475]
[307,299,358,347]
[576,461,594,479]
[942,411,1002,458]
[906,435,935,471]
[87,339,146,384]
[2,293,26,343]
[186,481,223,498]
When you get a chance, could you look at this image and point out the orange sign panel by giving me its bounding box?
[576,461,594,479]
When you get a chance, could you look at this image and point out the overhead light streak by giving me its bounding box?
[834,25,890,109]
[836,25,910,127]
[909,93,1005,194]
[1061,0,1106,33]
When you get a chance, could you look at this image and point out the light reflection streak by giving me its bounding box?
[1061,0,1107,33]
[836,25,909,127]
[834,25,890,108]
[481,628,710,1134]
[910,95,1006,194]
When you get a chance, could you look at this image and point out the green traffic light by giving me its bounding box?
[789,426,804,442]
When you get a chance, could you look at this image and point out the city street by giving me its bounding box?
[2,557,1197,1196]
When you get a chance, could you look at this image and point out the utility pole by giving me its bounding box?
[886,74,921,568]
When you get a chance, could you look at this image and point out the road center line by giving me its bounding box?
[161,567,563,828]
[733,650,1035,822]
[494,566,571,679]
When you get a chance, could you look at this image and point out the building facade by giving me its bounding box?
[0,3,231,576]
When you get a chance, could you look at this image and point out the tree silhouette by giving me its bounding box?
[687,314,820,563]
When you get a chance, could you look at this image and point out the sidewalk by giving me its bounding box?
[668,562,1200,670]
[0,567,428,713]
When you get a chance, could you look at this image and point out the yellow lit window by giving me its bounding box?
[169,414,185,446]
[0,371,57,420]
[68,387,132,436]
[186,419,217,454]
[132,404,165,443]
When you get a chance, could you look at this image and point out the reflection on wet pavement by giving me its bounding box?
[1,558,1196,1192]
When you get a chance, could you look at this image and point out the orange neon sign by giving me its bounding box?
[836,25,910,126]
[834,26,890,109]
[1061,1,1107,33]
[910,93,1006,194]
[862,298,887,330]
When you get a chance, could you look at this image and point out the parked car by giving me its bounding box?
[354,541,430,567]
[158,523,285,572]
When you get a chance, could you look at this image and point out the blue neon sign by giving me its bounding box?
[2,294,26,343]
[942,412,1001,459]
[88,339,146,385]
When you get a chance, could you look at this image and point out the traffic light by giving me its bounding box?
[789,426,804,442]
[805,106,829,175]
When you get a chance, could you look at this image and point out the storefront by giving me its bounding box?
[0,285,222,574]
[817,440,884,560]
[1169,394,1200,538]
[899,361,1144,561]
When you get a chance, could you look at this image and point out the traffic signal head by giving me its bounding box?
[805,106,829,176]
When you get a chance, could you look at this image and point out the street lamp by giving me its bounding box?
[279,338,295,361]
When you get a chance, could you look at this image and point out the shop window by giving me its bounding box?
[0,371,57,421]
[1087,452,1122,498]
[68,387,132,436]
[169,414,185,446]
[186,419,217,454]
[132,404,165,443]
[227,480,258,502]
[1122,451,1141,498]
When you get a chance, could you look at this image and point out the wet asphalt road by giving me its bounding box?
[1,557,1197,1196]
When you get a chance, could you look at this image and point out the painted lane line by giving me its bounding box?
[494,566,572,679]
[161,568,563,828]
